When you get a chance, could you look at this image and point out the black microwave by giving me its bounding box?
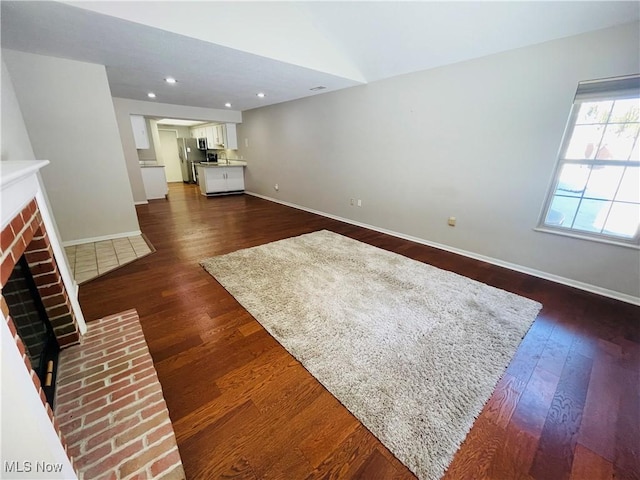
[197,138,207,150]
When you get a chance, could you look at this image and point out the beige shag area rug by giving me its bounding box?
[200,230,542,480]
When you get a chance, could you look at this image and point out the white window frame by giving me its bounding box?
[536,75,640,249]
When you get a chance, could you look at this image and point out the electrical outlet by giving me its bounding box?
[357,199,362,207]
[274,184,279,191]
[350,198,354,206]
[448,216,456,227]
[245,138,249,148]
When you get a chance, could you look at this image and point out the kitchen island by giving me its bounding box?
[197,160,247,196]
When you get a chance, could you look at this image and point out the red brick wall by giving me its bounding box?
[1,199,80,345]
[55,310,185,480]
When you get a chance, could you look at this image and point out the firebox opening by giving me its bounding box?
[4,255,60,406]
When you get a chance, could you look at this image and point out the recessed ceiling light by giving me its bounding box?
[225,102,232,108]
[310,86,326,91]
[256,92,265,98]
[147,92,156,98]
[165,77,177,84]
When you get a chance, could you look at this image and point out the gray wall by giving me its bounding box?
[1,57,69,256]
[1,58,81,476]
[1,59,35,161]
[3,49,140,244]
[238,23,640,301]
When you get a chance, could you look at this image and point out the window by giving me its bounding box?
[538,75,640,247]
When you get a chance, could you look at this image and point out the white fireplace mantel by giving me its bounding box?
[1,160,50,231]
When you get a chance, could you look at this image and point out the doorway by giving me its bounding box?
[158,129,183,182]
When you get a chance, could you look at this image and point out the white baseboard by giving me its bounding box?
[134,200,149,205]
[246,191,640,306]
[62,230,143,247]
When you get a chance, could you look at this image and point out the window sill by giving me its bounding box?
[533,226,640,250]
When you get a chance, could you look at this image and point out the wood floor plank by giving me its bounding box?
[509,364,561,438]
[577,349,622,463]
[296,401,361,468]
[569,444,614,480]
[245,390,348,477]
[178,399,264,479]
[76,184,640,479]
[529,351,592,479]
[481,372,526,430]
[535,336,572,377]
[247,447,313,480]
[487,424,538,480]
[353,448,400,479]
[304,425,383,480]
[442,415,503,479]
[171,352,296,444]
[613,358,640,479]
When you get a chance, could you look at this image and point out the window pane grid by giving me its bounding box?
[566,164,595,230]
[552,164,638,237]
[567,99,639,162]
[541,81,640,245]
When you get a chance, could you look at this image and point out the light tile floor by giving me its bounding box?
[64,235,154,284]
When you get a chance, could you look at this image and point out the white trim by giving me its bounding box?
[1,160,49,230]
[0,160,50,190]
[246,191,640,306]
[62,230,142,247]
[534,226,640,250]
[134,200,149,205]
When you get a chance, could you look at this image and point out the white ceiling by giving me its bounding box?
[2,1,639,112]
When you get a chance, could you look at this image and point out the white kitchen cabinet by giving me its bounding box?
[130,115,150,149]
[140,166,168,199]
[224,165,244,190]
[225,123,238,150]
[198,166,226,194]
[188,124,238,150]
[196,165,245,196]
[215,125,225,147]
[205,126,216,149]
[190,126,206,139]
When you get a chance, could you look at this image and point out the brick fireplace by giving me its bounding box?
[2,197,82,343]
[1,194,81,444]
[1,161,184,479]
[1,161,83,477]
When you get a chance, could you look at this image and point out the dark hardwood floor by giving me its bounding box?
[78,183,639,480]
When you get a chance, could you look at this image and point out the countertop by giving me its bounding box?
[197,160,247,168]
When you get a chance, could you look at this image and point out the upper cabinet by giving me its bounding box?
[205,126,216,149]
[130,115,150,149]
[188,123,239,150]
[191,126,205,139]
[215,125,224,147]
[225,123,238,150]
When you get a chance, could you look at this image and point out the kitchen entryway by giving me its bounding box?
[158,129,183,182]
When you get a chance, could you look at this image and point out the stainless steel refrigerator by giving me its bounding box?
[177,138,205,183]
